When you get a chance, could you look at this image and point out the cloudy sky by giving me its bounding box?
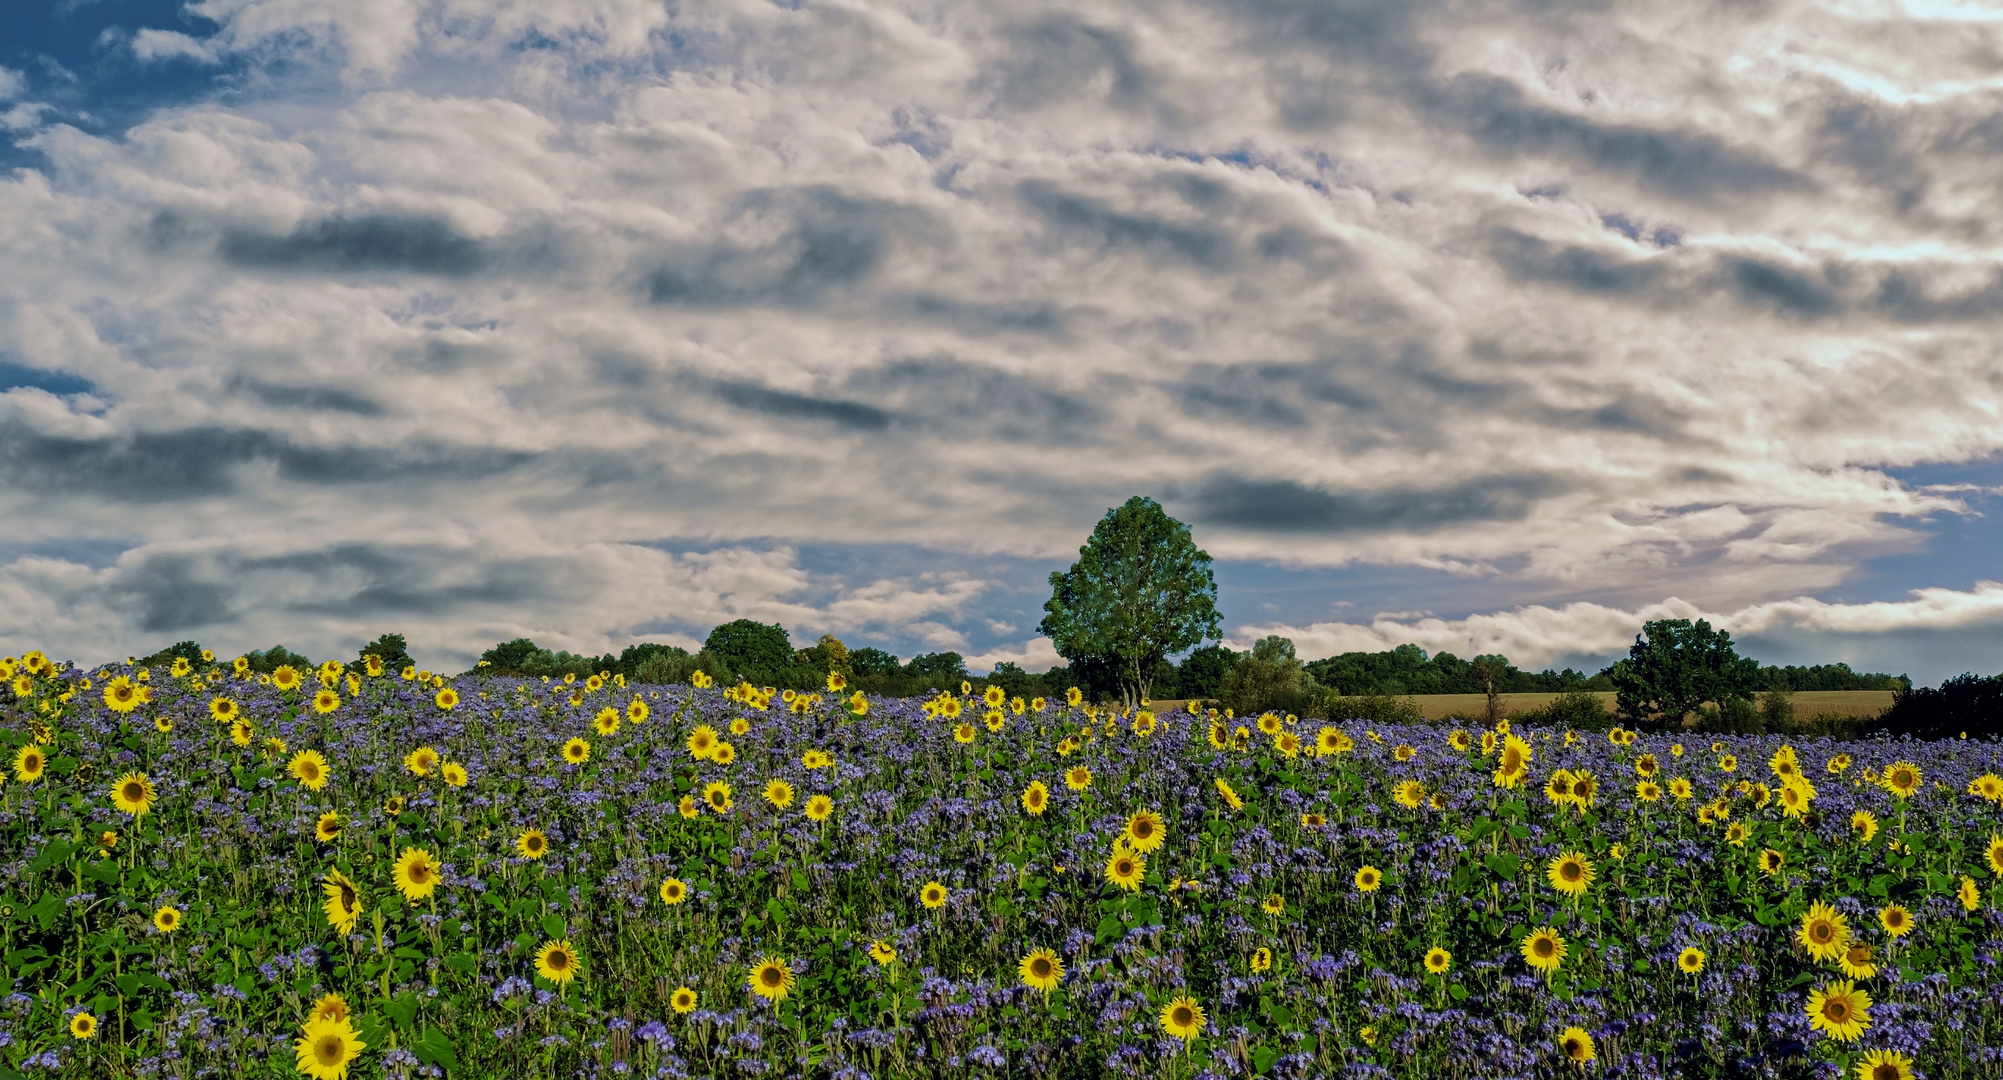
[3,0,2001,680]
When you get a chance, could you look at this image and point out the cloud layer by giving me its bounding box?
[2,0,2002,671]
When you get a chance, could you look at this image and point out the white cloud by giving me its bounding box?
[0,67,26,101]
[965,636,1064,673]
[3,0,2003,670]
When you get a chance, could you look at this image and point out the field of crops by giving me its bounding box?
[2,652,2001,1079]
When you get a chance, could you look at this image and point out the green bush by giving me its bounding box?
[1317,692,1423,724]
[1511,690,1614,731]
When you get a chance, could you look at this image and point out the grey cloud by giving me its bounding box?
[689,357,1100,442]
[879,292,1070,336]
[241,544,564,617]
[990,17,1161,115]
[644,187,939,310]
[1191,473,1564,534]
[111,554,233,633]
[220,214,488,275]
[1429,74,1806,200]
[710,380,894,432]
[1017,180,1236,271]
[240,380,384,415]
[1720,257,1841,317]
[1489,227,1666,295]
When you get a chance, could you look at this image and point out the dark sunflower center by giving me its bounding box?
[1850,946,1870,963]
[1534,939,1554,957]
[123,782,144,802]
[315,1035,344,1064]
[1032,958,1052,977]
[760,966,781,986]
[340,884,357,908]
[1874,1066,1898,1080]
[1172,1007,1193,1026]
[409,864,430,884]
[1812,923,1832,943]
[550,952,570,971]
[1133,820,1153,839]
[1824,1000,1848,1022]
[1561,863,1582,882]
[1565,1038,1582,1056]
[1117,859,1135,876]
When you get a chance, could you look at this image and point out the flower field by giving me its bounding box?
[2,651,2002,1079]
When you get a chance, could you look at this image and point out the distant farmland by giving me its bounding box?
[1156,690,1896,721]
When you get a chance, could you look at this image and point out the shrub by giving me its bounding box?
[1877,673,2003,741]
[1512,690,1613,732]
[1318,692,1423,724]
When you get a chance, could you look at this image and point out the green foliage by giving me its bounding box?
[1608,618,1761,727]
[1316,691,1423,724]
[703,620,797,679]
[1039,496,1220,704]
[1174,644,1236,700]
[1879,672,2003,740]
[1756,663,1906,691]
[355,632,415,674]
[1511,689,1614,731]
[1221,638,1306,716]
[241,643,313,673]
[136,641,207,668]
[847,648,902,678]
[1758,687,1795,729]
[1305,644,1609,697]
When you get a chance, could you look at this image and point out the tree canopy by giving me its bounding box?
[1609,618,1762,725]
[1039,496,1220,705]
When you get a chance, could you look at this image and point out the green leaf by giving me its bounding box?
[1252,1046,1279,1074]
[414,1028,459,1070]
[385,992,419,1031]
[27,841,78,876]
[1485,852,1520,882]
[444,951,477,974]
[1094,914,1123,944]
[540,913,567,939]
[1447,984,1469,1001]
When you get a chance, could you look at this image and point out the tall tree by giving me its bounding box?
[703,620,796,682]
[1039,496,1221,707]
[1609,619,1761,727]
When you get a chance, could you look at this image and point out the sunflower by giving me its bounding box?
[748,955,794,1001]
[686,725,719,760]
[1521,927,1566,973]
[393,847,441,902]
[153,905,181,933]
[1798,901,1851,962]
[1424,947,1451,974]
[1262,893,1285,915]
[104,677,142,713]
[1021,780,1050,815]
[154,715,174,734]
[383,796,404,816]
[593,708,621,736]
[1547,852,1594,898]
[1557,1026,1596,1063]
[803,794,834,821]
[70,1012,96,1039]
[1105,850,1146,892]
[1020,948,1064,992]
[703,781,733,814]
[1393,780,1426,809]
[1852,810,1879,844]
[516,829,550,860]
[1839,942,1877,980]
[953,722,977,744]
[310,993,351,1023]
[559,737,590,765]
[404,747,438,777]
[868,939,897,966]
[1878,903,1914,938]
[802,749,832,769]
[711,741,737,765]
[670,986,699,1013]
[1881,761,1921,799]
[676,794,700,819]
[920,880,949,909]
[111,771,157,817]
[231,718,255,746]
[1544,769,1576,806]
[1065,766,1093,791]
[1753,848,1784,878]
[729,716,751,736]
[1806,980,1871,1041]
[13,744,44,783]
[323,869,364,935]
[1301,811,1326,828]
[209,696,238,722]
[1123,810,1166,853]
[1988,834,2003,877]
[272,665,302,691]
[314,811,342,843]
[288,750,330,790]
[1160,996,1205,1041]
[1214,776,1243,810]
[535,940,579,985]
[1317,727,1354,755]
[1855,1049,1915,1080]
[1717,753,1737,773]
[312,689,341,714]
[1667,777,1693,800]
[1448,729,1472,752]
[1354,865,1382,892]
[1960,875,1982,911]
[1677,946,1704,974]
[440,762,467,788]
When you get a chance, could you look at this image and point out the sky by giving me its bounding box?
[2,0,2001,681]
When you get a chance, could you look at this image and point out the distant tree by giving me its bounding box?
[797,634,852,679]
[903,652,969,686]
[244,644,313,673]
[1176,645,1237,701]
[479,638,545,675]
[1039,496,1221,706]
[1221,636,1305,716]
[848,648,903,678]
[356,633,415,675]
[1470,654,1510,724]
[1877,673,2003,740]
[139,641,208,668]
[1609,619,1761,727]
[704,620,796,681]
[986,661,1044,702]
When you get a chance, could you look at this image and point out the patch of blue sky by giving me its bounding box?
[1827,458,2003,606]
[0,356,94,395]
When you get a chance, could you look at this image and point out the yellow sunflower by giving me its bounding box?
[953,722,977,744]
[404,747,438,777]
[1020,948,1064,993]
[1960,876,1982,911]
[1021,780,1050,815]
[440,762,467,788]
[1521,927,1566,974]
[703,781,733,814]
[1547,852,1594,898]
[153,905,181,934]
[111,771,157,817]
[392,847,441,902]
[804,794,833,821]
[312,689,340,714]
[288,750,330,791]
[323,869,363,935]
[762,779,795,810]
[310,993,351,1023]
[1354,865,1382,892]
[535,940,579,985]
[1214,776,1243,810]
[561,738,590,764]
[747,955,794,1001]
[920,881,949,909]
[13,744,45,783]
[1805,980,1871,1041]
[1798,901,1851,962]
[1262,894,1285,916]
[659,877,688,905]
[1759,848,1786,878]
[1878,903,1914,938]
[1424,947,1451,974]
[1852,811,1879,844]
[1105,850,1146,892]
[70,1012,96,1039]
[1065,766,1093,791]
[271,665,301,691]
[868,939,897,966]
[231,718,255,746]
[1160,996,1205,1041]
[593,708,620,736]
[1677,946,1704,974]
[1839,942,1877,980]
[1557,1026,1596,1063]
[209,697,238,722]
[1987,834,2003,877]
[802,749,832,769]
[711,742,736,765]
[686,725,719,760]
[104,677,143,713]
[516,829,550,860]
[671,987,698,1013]
[1881,761,1921,799]
[1393,780,1426,809]
[1855,1050,1914,1080]
[315,811,342,843]
[1123,810,1166,853]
